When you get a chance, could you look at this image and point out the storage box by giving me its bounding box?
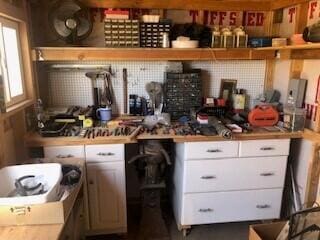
[140,22,171,48]
[249,221,287,240]
[0,158,84,226]
[104,19,140,47]
[248,37,273,48]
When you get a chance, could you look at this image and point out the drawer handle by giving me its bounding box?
[256,204,271,209]
[260,172,275,177]
[97,152,115,156]
[56,154,74,158]
[260,147,275,151]
[199,208,213,213]
[207,149,222,153]
[201,175,216,179]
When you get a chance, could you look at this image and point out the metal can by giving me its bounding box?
[162,32,170,48]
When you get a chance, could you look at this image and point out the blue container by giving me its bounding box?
[248,37,273,48]
[96,107,112,122]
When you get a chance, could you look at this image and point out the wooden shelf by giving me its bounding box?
[256,43,320,59]
[32,47,276,61]
[256,43,320,51]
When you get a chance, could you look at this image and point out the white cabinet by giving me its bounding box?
[87,162,127,232]
[43,143,127,235]
[85,144,127,235]
[173,139,290,231]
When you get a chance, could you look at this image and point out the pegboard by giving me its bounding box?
[46,60,266,114]
[188,60,266,107]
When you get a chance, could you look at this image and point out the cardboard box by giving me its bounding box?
[249,221,287,240]
[0,158,84,226]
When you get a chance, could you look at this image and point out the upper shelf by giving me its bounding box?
[255,43,320,59]
[32,47,276,61]
[31,44,320,61]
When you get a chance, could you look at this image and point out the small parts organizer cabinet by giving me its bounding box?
[44,144,127,235]
[173,139,290,236]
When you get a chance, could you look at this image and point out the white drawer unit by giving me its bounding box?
[44,145,85,159]
[85,144,124,163]
[182,188,283,225]
[182,141,239,159]
[183,156,287,193]
[239,139,290,157]
[173,139,290,235]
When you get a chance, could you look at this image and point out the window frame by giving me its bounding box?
[0,16,26,107]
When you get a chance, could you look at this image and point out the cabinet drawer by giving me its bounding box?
[182,188,283,225]
[184,141,239,159]
[184,156,287,193]
[239,139,290,157]
[85,144,124,163]
[44,145,85,159]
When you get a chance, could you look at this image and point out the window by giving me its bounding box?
[0,17,26,107]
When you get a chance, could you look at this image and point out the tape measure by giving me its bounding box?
[83,118,93,128]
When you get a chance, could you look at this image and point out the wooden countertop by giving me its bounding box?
[0,224,64,240]
[138,130,302,142]
[25,132,137,147]
[25,129,302,147]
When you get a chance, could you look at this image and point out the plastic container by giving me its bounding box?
[272,38,287,47]
[0,163,62,205]
[248,37,273,48]
[283,107,306,131]
[172,40,199,48]
[142,15,160,23]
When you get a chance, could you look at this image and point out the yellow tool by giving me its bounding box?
[83,118,93,128]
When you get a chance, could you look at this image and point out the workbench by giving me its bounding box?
[21,129,303,237]
[25,129,302,147]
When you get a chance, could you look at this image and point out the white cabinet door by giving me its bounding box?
[87,162,127,231]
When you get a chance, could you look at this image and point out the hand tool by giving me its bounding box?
[122,68,128,114]
[85,72,100,107]
[92,129,95,139]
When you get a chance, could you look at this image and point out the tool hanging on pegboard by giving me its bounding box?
[123,68,128,114]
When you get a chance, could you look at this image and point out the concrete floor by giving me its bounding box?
[87,204,251,240]
[88,223,249,240]
[169,222,249,240]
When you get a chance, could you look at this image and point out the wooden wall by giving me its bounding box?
[0,0,32,167]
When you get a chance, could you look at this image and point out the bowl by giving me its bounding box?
[172,40,199,48]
